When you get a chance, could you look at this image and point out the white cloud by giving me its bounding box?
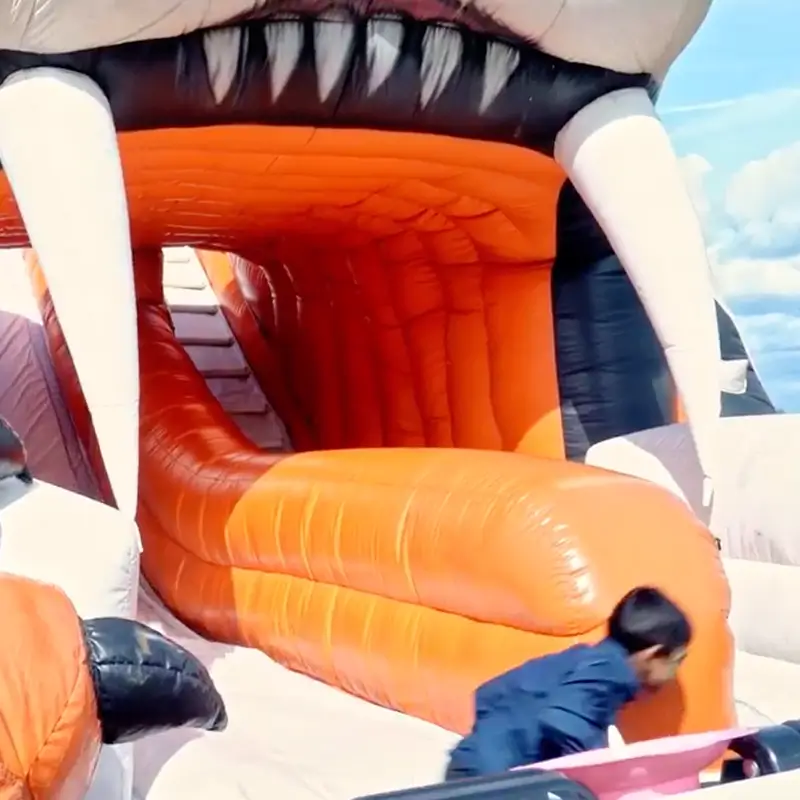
[676,144,800,305]
[736,312,800,352]
[726,143,800,221]
[722,141,800,257]
[663,88,800,159]
[711,252,800,297]
[680,153,800,408]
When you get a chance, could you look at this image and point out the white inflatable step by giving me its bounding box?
[162,247,290,450]
[171,312,233,346]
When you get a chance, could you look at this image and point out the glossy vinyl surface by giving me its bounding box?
[30,246,734,741]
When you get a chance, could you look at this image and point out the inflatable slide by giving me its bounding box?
[0,0,798,798]
[0,249,733,800]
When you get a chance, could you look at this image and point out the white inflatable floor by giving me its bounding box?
[587,422,800,728]
[135,583,458,799]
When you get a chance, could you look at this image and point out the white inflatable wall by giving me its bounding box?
[586,414,800,557]
[586,414,800,724]
[0,477,140,798]
[0,252,140,798]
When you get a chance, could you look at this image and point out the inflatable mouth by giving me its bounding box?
[0,1,727,512]
[0,15,650,137]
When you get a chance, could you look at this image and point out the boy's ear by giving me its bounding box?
[82,618,228,744]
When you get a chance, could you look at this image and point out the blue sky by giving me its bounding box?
[660,0,800,411]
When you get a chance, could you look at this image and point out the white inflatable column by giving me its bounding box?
[0,68,139,800]
[0,68,140,521]
[555,87,721,504]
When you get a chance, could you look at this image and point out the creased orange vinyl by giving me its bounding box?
[0,575,99,800]
[201,239,567,454]
[3,126,680,455]
[29,245,733,741]
[4,127,568,454]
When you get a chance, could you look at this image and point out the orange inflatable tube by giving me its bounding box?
[0,574,99,800]
[28,244,733,742]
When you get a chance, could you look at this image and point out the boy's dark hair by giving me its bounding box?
[608,587,692,656]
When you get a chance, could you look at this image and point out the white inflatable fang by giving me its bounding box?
[0,68,140,525]
[555,87,722,504]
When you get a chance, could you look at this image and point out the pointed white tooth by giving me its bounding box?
[202,27,243,104]
[314,13,355,102]
[420,26,462,108]
[0,68,139,522]
[265,20,304,101]
[480,41,519,113]
[554,87,721,504]
[366,17,404,95]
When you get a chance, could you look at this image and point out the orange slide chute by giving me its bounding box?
[198,245,563,457]
[27,247,733,743]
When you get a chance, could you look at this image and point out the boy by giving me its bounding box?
[445,586,691,780]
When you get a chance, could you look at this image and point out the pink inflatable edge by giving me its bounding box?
[521,728,754,800]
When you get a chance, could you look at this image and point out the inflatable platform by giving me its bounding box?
[0,0,798,798]
[3,246,799,798]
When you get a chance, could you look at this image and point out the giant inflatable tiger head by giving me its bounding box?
[0,0,774,519]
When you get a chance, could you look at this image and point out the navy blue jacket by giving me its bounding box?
[446,638,640,778]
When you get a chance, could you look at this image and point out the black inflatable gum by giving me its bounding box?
[82,617,228,745]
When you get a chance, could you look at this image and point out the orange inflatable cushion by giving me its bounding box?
[0,575,99,800]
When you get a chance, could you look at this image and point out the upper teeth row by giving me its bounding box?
[202,18,521,109]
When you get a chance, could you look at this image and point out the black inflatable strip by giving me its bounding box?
[352,768,596,799]
[0,16,654,155]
